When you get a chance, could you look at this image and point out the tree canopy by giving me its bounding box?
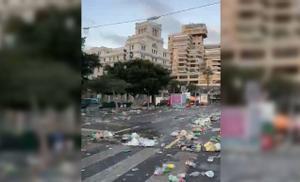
[88,76,128,95]
[105,59,171,96]
[0,59,79,109]
[187,84,199,96]
[81,38,101,82]
[0,6,81,110]
[3,7,81,71]
[167,80,182,93]
[203,66,214,88]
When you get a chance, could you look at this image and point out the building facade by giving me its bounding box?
[203,44,221,87]
[125,21,169,66]
[168,23,208,86]
[222,0,300,82]
[86,21,169,78]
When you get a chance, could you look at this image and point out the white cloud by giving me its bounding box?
[99,32,127,47]
[205,28,220,44]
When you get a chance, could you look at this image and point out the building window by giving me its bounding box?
[238,10,255,19]
[240,49,265,60]
[190,75,198,79]
[273,47,299,58]
[179,76,188,79]
[152,28,158,36]
[131,45,134,50]
[138,28,146,34]
[163,52,167,57]
[141,45,146,50]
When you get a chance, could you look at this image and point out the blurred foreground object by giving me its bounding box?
[0,0,80,181]
[222,0,300,181]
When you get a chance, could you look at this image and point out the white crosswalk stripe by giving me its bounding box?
[83,148,158,182]
[81,145,129,169]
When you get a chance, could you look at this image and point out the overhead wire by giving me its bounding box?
[82,1,220,30]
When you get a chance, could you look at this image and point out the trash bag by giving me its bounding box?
[204,141,216,152]
[168,174,179,182]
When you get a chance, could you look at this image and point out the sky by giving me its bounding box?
[82,0,220,49]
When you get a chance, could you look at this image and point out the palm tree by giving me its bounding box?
[203,66,214,91]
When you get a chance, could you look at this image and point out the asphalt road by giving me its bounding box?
[221,150,300,182]
[81,104,220,182]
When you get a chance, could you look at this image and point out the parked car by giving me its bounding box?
[81,98,100,109]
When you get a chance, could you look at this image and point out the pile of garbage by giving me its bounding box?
[203,135,221,152]
[189,170,215,178]
[154,163,175,176]
[192,117,211,137]
[128,109,142,114]
[153,163,186,182]
[210,113,221,122]
[167,116,221,152]
[203,141,221,152]
[152,161,215,181]
[193,117,211,127]
[91,130,114,142]
[167,129,200,152]
[123,133,157,147]
[168,174,186,182]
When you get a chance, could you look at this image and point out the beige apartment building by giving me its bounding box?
[86,21,169,78]
[169,23,220,87]
[204,44,221,87]
[168,24,207,86]
[222,0,300,82]
[86,46,125,77]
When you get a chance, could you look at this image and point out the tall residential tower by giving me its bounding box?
[168,24,208,86]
